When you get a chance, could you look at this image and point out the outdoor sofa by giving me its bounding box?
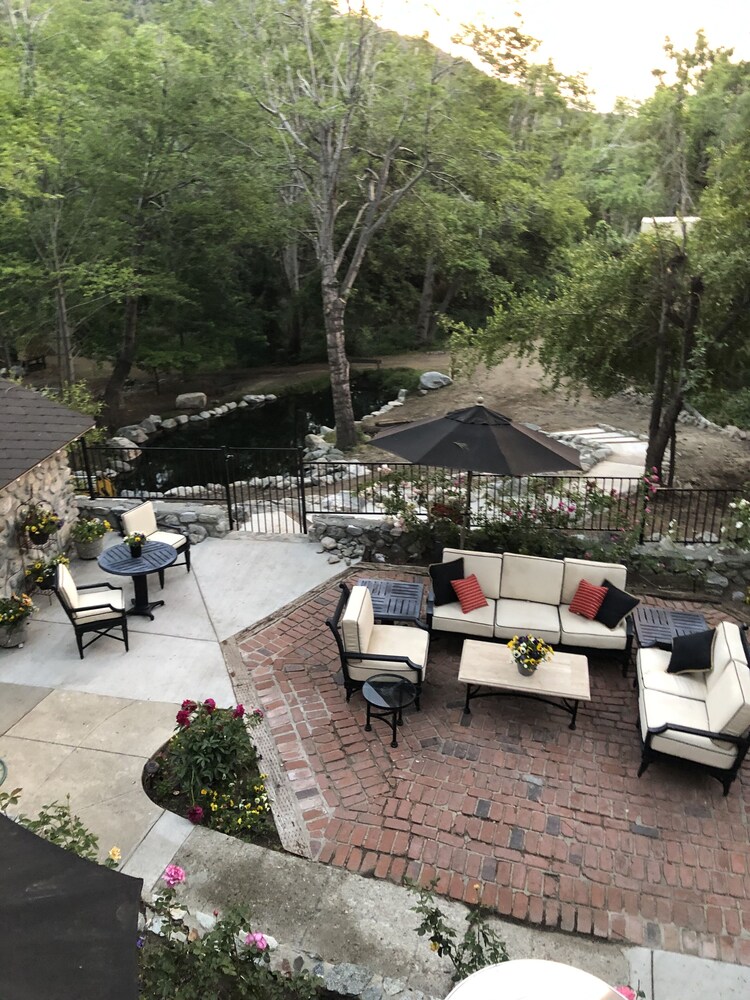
[637,621,750,794]
[428,548,634,665]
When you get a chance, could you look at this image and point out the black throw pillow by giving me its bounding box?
[667,628,716,674]
[594,578,640,629]
[429,558,465,606]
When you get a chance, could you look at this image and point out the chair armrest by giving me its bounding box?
[78,582,122,592]
[74,601,123,614]
[343,650,423,674]
[646,722,747,747]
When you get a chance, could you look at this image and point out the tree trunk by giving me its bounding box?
[102,295,139,428]
[282,240,302,358]
[416,253,436,345]
[54,279,75,387]
[321,268,356,450]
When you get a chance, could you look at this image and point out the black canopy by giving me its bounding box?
[0,815,143,1000]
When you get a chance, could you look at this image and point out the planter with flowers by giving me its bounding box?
[21,503,62,547]
[71,517,112,560]
[0,592,37,648]
[124,531,147,558]
[24,553,70,593]
[507,634,554,676]
[144,697,280,848]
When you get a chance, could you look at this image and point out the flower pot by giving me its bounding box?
[516,659,537,677]
[0,621,28,648]
[28,529,50,545]
[129,543,143,558]
[75,537,104,560]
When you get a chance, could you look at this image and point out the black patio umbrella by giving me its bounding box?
[0,814,143,1000]
[370,403,582,541]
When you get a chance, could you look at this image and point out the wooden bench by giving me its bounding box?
[350,357,382,369]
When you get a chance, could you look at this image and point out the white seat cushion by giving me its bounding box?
[639,687,738,769]
[495,598,561,644]
[431,599,495,639]
[637,646,708,700]
[559,605,627,650]
[499,553,564,605]
[72,589,125,623]
[150,529,188,549]
[346,624,429,682]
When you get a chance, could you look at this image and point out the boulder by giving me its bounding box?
[116,425,149,444]
[175,414,189,425]
[161,418,177,431]
[140,417,158,434]
[419,371,453,390]
[106,437,142,460]
[176,391,207,410]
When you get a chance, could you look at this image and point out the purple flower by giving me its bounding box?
[233,704,245,719]
[245,931,268,950]
[136,935,146,949]
[188,805,204,824]
[176,709,191,728]
[162,865,186,887]
[204,698,216,713]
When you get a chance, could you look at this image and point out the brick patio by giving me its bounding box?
[233,568,750,965]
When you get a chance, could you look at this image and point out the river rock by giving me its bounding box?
[176,391,207,410]
[106,437,142,459]
[175,414,189,425]
[140,417,158,434]
[419,371,453,390]
[161,418,177,430]
[116,425,149,444]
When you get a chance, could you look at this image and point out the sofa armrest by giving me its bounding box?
[645,721,747,748]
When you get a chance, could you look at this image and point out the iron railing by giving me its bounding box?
[70,442,741,544]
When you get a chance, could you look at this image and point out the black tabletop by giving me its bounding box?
[362,673,417,711]
[98,541,177,577]
[357,578,424,622]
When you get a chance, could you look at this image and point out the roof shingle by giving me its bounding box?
[0,379,96,490]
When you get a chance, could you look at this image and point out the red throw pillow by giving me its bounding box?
[451,574,488,614]
[569,578,608,620]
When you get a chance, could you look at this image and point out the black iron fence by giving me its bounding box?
[69,441,742,545]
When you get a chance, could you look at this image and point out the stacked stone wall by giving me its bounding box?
[75,497,230,542]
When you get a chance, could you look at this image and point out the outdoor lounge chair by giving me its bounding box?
[54,564,129,660]
[120,500,191,587]
[326,582,429,706]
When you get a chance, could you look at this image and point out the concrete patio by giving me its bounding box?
[1,534,750,999]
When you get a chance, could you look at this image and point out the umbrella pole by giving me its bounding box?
[460,470,473,548]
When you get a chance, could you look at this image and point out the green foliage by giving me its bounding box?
[139,882,317,1000]
[39,381,106,443]
[409,879,509,983]
[8,793,120,868]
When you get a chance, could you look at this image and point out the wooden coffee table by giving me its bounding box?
[458,639,591,730]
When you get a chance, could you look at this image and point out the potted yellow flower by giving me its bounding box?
[21,503,62,545]
[71,516,112,560]
[507,634,554,677]
[24,553,70,593]
[0,592,37,648]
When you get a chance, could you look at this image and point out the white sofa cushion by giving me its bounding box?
[442,548,502,600]
[72,588,125,622]
[495,598,561,644]
[639,688,738,769]
[345,624,429,682]
[637,646,708,700]
[559,606,627,650]
[341,586,374,655]
[561,558,627,605]
[499,553,563,605]
[705,622,746,693]
[705,654,750,736]
[431,599,495,639]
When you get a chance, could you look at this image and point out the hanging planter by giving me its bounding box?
[24,554,70,595]
[21,502,62,547]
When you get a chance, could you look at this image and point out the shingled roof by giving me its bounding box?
[0,379,96,491]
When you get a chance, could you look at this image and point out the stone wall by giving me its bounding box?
[308,513,750,602]
[0,450,79,593]
[75,497,230,542]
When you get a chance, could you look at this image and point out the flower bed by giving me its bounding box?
[146,698,280,849]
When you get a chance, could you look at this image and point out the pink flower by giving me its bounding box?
[233,704,245,719]
[204,698,216,713]
[176,710,191,728]
[252,708,264,719]
[188,805,204,824]
[181,699,196,711]
[162,865,186,887]
[614,987,636,1000]
[245,931,268,950]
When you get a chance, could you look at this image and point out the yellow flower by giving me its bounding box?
[429,940,439,952]
[108,846,122,863]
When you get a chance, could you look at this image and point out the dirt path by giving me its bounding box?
[31,351,749,489]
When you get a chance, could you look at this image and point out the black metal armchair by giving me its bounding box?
[54,564,129,660]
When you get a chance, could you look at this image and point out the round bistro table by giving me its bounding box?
[98,541,177,620]
[362,673,417,748]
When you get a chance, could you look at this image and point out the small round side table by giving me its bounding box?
[362,673,417,748]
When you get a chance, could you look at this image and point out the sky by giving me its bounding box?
[365,0,750,110]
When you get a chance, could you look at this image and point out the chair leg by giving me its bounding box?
[185,545,191,573]
[122,617,129,652]
[76,631,84,660]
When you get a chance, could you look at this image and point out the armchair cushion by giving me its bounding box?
[451,575,488,614]
[639,687,738,769]
[150,529,188,549]
[56,564,79,609]
[594,579,639,629]
[341,585,374,656]
[121,501,158,537]
[73,589,125,623]
[429,558,464,605]
[667,629,715,674]
[638,646,708,699]
[343,624,429,682]
[705,656,750,736]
